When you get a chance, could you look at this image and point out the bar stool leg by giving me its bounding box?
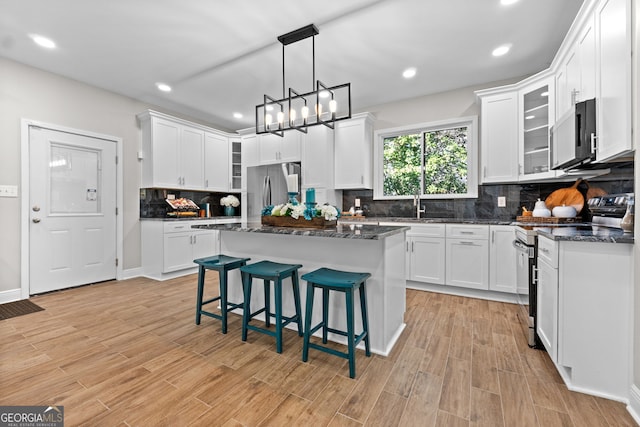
[322,288,329,344]
[346,288,356,379]
[264,279,271,328]
[359,282,371,356]
[241,271,252,342]
[195,265,205,325]
[302,283,315,362]
[219,269,228,334]
[274,279,283,354]
[292,271,303,336]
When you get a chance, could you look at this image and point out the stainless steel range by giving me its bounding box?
[514,192,633,348]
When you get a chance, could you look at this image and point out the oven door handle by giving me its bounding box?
[513,239,535,258]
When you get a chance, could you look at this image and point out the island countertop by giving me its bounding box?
[191,222,409,240]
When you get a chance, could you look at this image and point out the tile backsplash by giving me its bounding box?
[343,176,633,222]
[140,188,241,218]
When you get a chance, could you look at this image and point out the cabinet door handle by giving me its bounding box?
[533,267,539,285]
[460,231,474,235]
[539,247,550,254]
[411,242,414,252]
[483,166,486,178]
[406,241,409,252]
[193,235,197,245]
[491,230,495,243]
[361,175,364,184]
[590,133,597,153]
[174,226,185,229]
[460,241,475,245]
[205,179,209,187]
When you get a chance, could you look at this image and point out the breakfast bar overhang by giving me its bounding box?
[193,223,409,356]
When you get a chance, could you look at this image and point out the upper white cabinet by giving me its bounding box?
[230,139,242,191]
[478,90,519,183]
[258,131,301,164]
[139,112,205,189]
[302,125,335,189]
[594,0,632,161]
[518,76,556,180]
[204,131,229,192]
[138,110,238,191]
[240,133,259,170]
[335,113,374,189]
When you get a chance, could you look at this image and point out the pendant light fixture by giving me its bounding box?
[255,24,351,136]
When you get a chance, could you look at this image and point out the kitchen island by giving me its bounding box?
[193,222,409,356]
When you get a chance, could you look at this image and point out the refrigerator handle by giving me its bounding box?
[262,176,271,206]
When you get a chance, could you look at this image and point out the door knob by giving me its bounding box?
[32,205,40,212]
[32,218,41,223]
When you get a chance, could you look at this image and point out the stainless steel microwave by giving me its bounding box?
[551,98,596,170]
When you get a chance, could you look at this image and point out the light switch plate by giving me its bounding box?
[497,196,506,207]
[0,185,18,198]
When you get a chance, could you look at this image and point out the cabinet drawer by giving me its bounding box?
[163,222,194,233]
[445,224,489,239]
[537,236,558,268]
[406,224,446,238]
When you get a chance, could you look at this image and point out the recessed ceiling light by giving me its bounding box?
[541,91,549,97]
[233,112,243,119]
[492,44,511,57]
[29,34,56,49]
[402,67,417,79]
[156,82,172,92]
[525,115,535,120]
[500,0,519,5]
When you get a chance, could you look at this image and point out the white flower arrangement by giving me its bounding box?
[269,202,339,221]
[220,195,240,207]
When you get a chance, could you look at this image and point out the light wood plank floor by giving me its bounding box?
[1,275,636,426]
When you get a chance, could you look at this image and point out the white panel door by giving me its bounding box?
[204,132,229,191]
[29,127,117,294]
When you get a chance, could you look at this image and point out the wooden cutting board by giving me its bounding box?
[545,180,584,213]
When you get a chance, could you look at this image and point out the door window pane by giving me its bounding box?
[50,144,101,214]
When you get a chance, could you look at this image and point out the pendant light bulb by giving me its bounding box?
[289,108,297,125]
[277,111,284,124]
[315,103,323,117]
[265,113,273,130]
[329,99,337,113]
[301,106,309,119]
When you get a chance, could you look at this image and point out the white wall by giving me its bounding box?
[0,57,225,294]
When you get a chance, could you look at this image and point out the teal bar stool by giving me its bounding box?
[240,260,303,353]
[194,255,250,334]
[301,267,371,379]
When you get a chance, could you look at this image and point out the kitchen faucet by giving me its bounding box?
[413,192,425,219]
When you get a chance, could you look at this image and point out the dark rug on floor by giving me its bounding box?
[0,299,44,320]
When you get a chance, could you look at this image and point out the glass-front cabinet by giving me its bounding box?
[518,77,556,180]
[230,139,242,191]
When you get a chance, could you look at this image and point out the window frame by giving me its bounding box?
[373,116,478,200]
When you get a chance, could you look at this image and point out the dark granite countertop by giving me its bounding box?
[535,225,634,243]
[192,222,409,240]
[339,217,513,225]
[140,216,241,221]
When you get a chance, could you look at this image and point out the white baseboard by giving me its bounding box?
[0,288,24,304]
[406,281,519,304]
[628,385,640,425]
[120,267,144,280]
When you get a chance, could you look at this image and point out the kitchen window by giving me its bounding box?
[373,116,478,199]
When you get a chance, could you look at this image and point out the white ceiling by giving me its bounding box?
[0,0,584,132]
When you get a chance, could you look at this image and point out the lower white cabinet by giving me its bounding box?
[536,255,559,363]
[405,224,446,284]
[445,225,489,290]
[163,229,217,273]
[536,235,632,400]
[142,219,237,280]
[489,225,518,293]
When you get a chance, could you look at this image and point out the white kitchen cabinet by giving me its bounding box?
[141,218,239,280]
[230,139,242,191]
[594,0,632,162]
[536,235,632,401]
[240,133,259,170]
[518,76,556,180]
[478,90,519,183]
[258,131,301,164]
[302,125,335,188]
[138,112,205,189]
[488,225,517,293]
[204,131,229,192]
[405,224,446,284]
[536,252,559,363]
[445,224,489,290]
[334,113,374,189]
